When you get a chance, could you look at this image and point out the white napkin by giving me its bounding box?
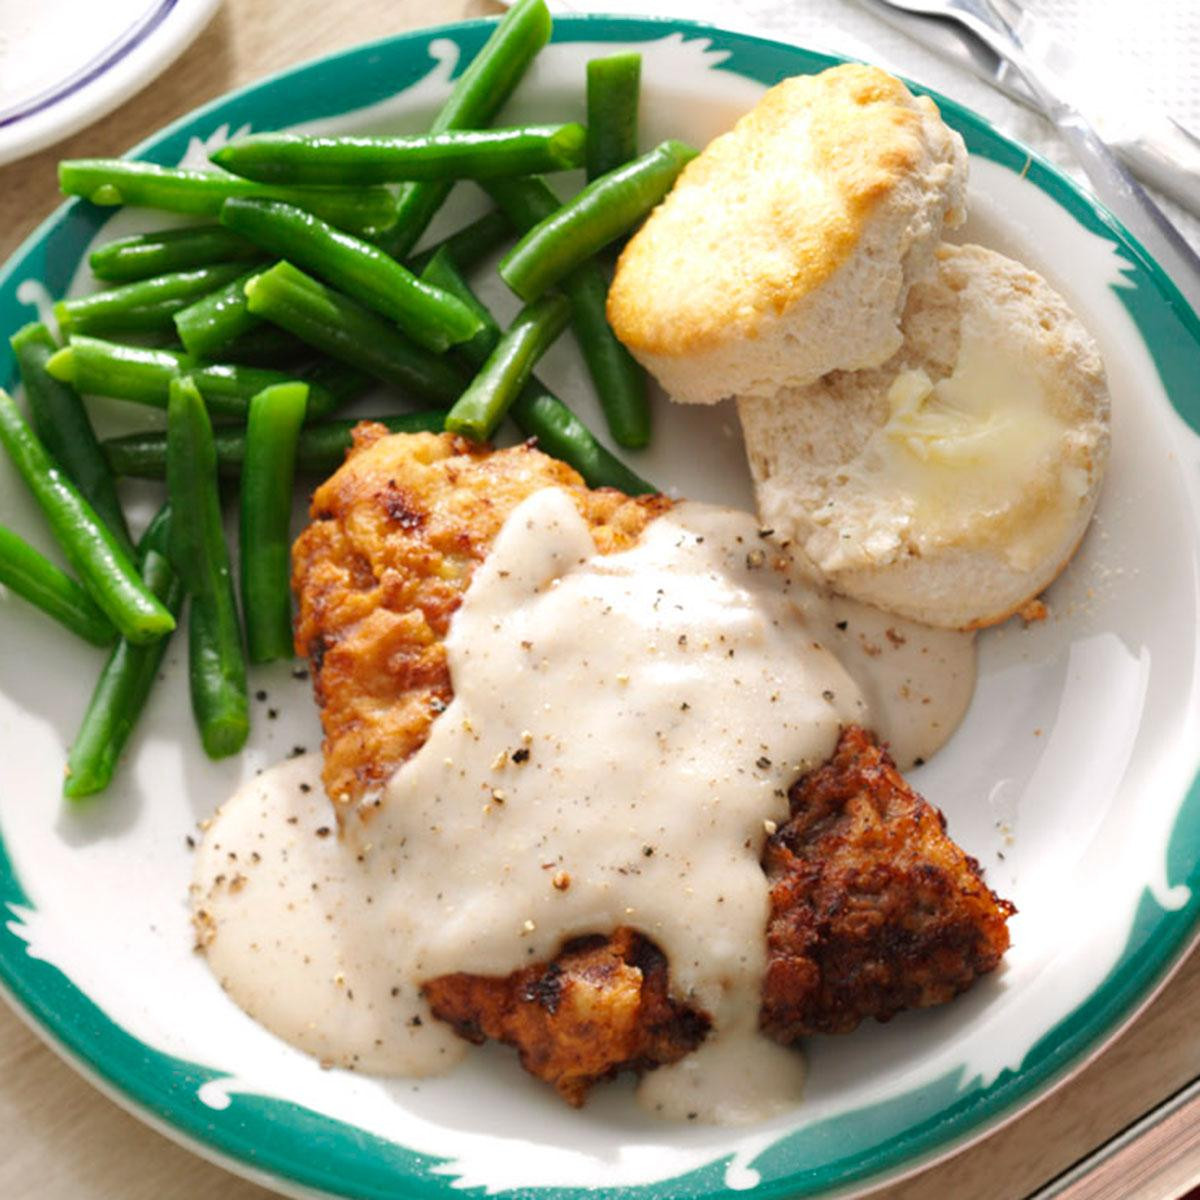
[546,0,1200,252]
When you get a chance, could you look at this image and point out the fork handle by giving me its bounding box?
[962,0,1200,321]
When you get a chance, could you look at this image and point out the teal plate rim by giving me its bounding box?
[1,14,1199,1200]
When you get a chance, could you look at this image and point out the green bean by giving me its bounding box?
[213,125,586,186]
[586,53,641,181]
[0,523,115,646]
[221,198,482,352]
[421,248,653,494]
[301,359,376,420]
[445,294,569,441]
[407,209,514,275]
[11,322,134,557]
[166,376,248,758]
[375,0,552,258]
[485,176,650,447]
[89,224,262,283]
[240,383,307,663]
[45,336,334,420]
[173,267,264,359]
[64,513,186,798]
[498,140,695,302]
[139,504,172,556]
[243,262,467,403]
[104,411,445,480]
[59,161,397,237]
[560,262,649,448]
[0,389,174,643]
[511,385,654,494]
[219,325,310,368]
[55,263,252,337]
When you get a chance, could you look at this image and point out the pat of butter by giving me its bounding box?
[870,342,1080,570]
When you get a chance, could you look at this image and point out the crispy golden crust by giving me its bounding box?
[421,728,1012,1103]
[291,428,668,808]
[761,726,1015,1039]
[423,929,710,1106]
[608,64,955,358]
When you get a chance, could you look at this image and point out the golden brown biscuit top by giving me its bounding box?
[607,64,952,358]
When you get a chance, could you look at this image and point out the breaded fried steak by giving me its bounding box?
[762,726,1015,1040]
[292,427,668,808]
[292,430,1013,1104]
[422,726,1012,1103]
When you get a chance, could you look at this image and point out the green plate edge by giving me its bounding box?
[0,14,1197,1200]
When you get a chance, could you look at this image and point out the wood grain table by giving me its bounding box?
[1,2,1197,1198]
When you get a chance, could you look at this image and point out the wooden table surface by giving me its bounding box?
[1,2,1197,1198]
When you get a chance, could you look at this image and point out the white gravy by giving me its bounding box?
[194,490,974,1123]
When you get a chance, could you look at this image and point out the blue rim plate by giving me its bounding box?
[0,0,219,168]
[0,15,1198,1200]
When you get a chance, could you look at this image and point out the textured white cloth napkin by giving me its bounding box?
[546,0,1200,253]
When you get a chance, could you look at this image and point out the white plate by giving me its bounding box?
[0,16,1198,1200]
[0,0,219,167]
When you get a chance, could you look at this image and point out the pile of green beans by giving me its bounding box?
[0,0,685,800]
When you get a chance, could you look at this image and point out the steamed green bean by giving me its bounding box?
[213,124,586,185]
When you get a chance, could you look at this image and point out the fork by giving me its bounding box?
[877,0,1200,320]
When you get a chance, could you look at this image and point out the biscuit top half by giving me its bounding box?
[607,63,967,360]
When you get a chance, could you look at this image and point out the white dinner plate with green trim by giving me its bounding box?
[0,14,1198,1200]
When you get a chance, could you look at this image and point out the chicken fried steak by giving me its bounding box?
[292,430,1013,1105]
[762,726,1015,1040]
[424,928,711,1107]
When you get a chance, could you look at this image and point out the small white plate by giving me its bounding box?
[0,0,219,167]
